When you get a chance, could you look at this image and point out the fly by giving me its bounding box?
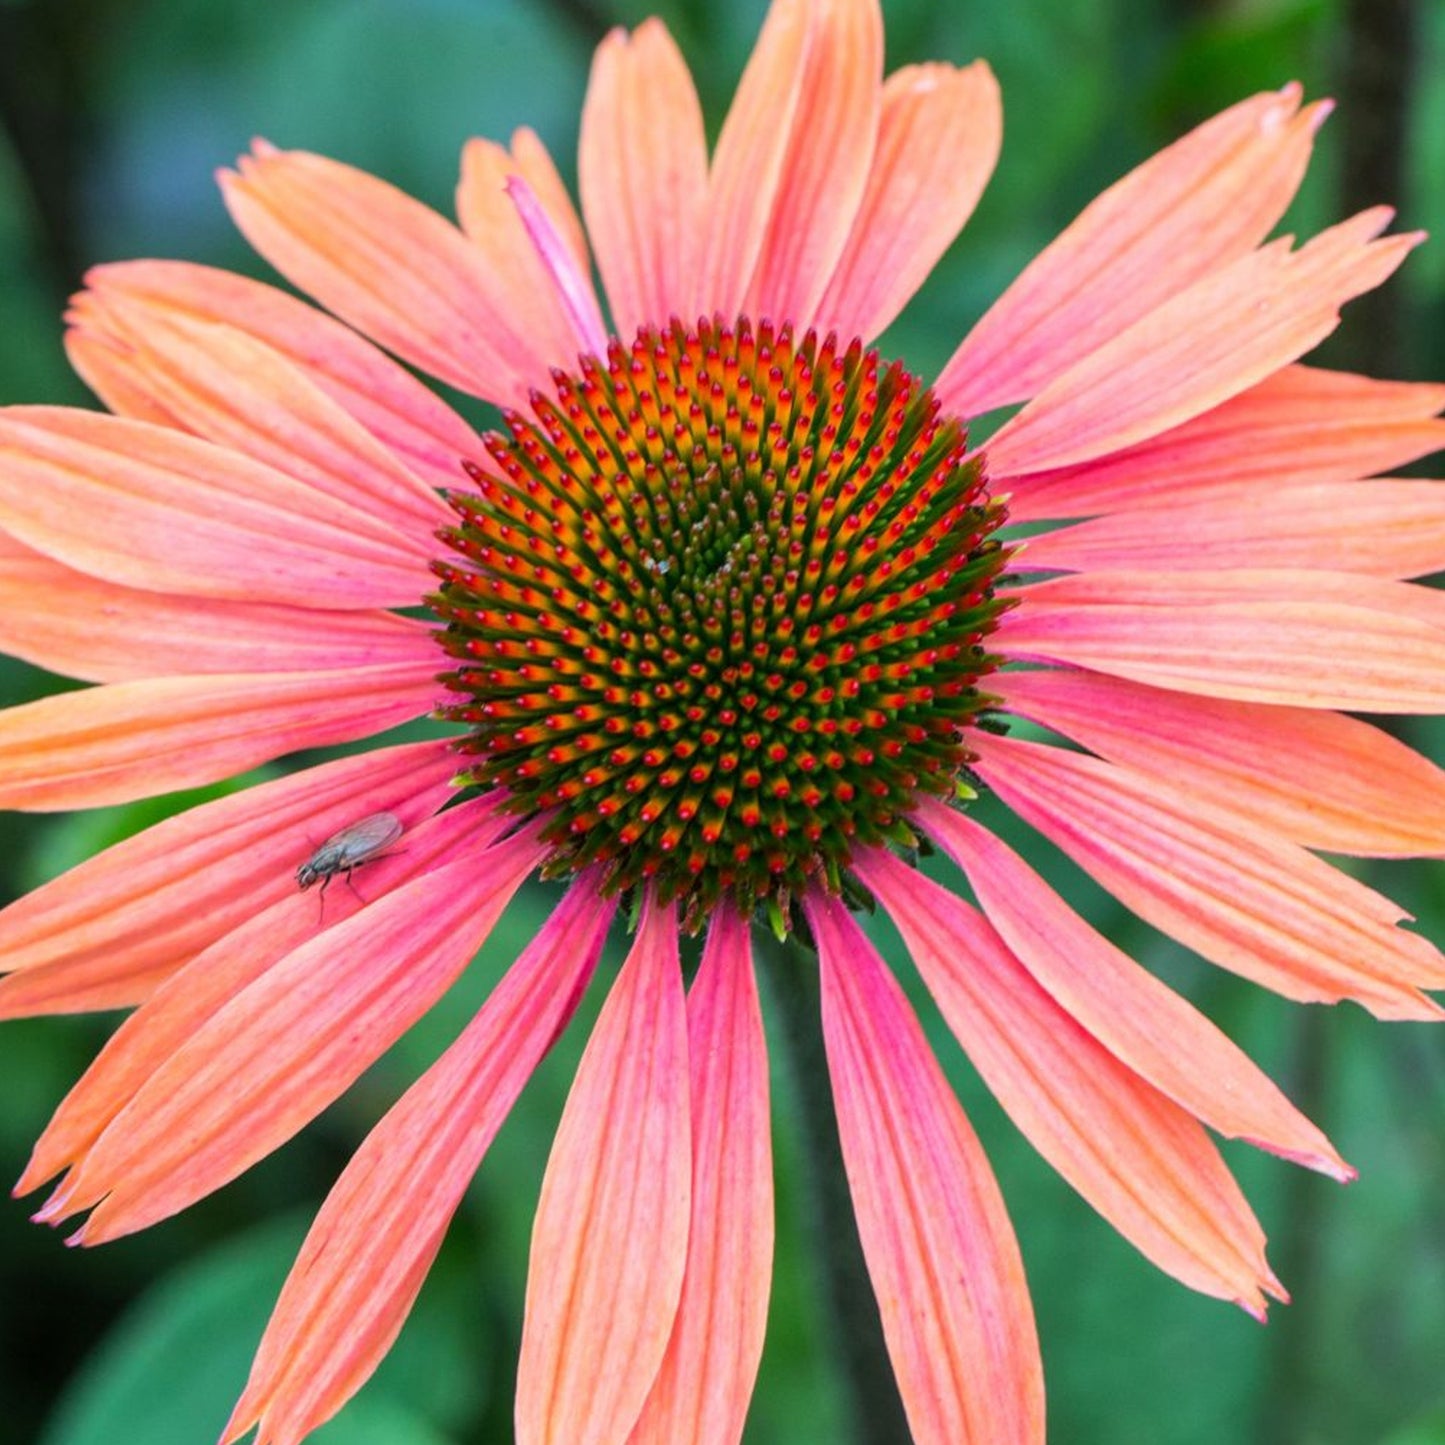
[296,812,403,906]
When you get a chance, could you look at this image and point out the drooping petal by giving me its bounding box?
[984,211,1421,478]
[455,135,603,364]
[219,879,616,1445]
[220,145,553,405]
[806,891,1044,1445]
[67,302,449,540]
[628,908,772,1445]
[851,860,1287,1316]
[812,61,1001,343]
[68,261,484,493]
[971,732,1445,1018]
[0,408,429,608]
[0,738,458,1013]
[1020,478,1445,577]
[16,796,510,1190]
[516,896,691,1445]
[911,800,1350,1178]
[579,19,708,339]
[997,568,1445,712]
[0,661,438,812]
[1001,365,1445,522]
[42,822,546,1245]
[0,532,431,684]
[993,668,1445,857]
[935,86,1325,417]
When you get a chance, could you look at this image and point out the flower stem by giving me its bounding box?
[755,927,912,1445]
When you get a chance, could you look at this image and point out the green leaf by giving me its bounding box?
[39,1211,489,1445]
[39,1215,306,1445]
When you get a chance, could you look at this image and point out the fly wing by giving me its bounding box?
[328,811,404,862]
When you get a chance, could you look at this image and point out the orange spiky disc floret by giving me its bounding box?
[431,317,1010,920]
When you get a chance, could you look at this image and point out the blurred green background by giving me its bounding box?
[1,0,1443,1442]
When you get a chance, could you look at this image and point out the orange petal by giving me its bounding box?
[15,796,510,1191]
[993,668,1445,857]
[0,407,429,608]
[628,908,772,1445]
[998,567,1445,712]
[46,822,546,1245]
[912,800,1351,1178]
[579,20,708,338]
[693,0,810,318]
[1021,478,1445,576]
[971,732,1445,1018]
[743,0,883,327]
[0,740,457,1013]
[854,859,1287,1316]
[0,661,437,812]
[69,299,449,540]
[936,87,1325,417]
[516,895,691,1445]
[221,145,552,404]
[220,880,617,1445]
[806,891,1044,1444]
[0,531,431,683]
[813,61,1001,342]
[1003,364,1445,522]
[70,261,484,492]
[1011,367,1445,525]
[456,134,603,363]
[984,211,1421,478]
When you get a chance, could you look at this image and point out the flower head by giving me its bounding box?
[2,2,1444,1443]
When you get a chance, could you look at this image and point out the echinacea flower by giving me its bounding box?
[3,0,1444,1441]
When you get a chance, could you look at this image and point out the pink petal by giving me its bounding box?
[579,20,708,338]
[627,908,772,1445]
[505,177,609,358]
[16,795,510,1191]
[221,145,552,405]
[998,568,1445,712]
[69,261,484,493]
[460,127,591,278]
[806,891,1044,1445]
[813,61,1001,342]
[68,300,449,540]
[984,211,1421,478]
[0,738,458,1010]
[935,86,1325,417]
[220,879,617,1445]
[1020,478,1445,577]
[912,800,1350,1178]
[0,531,430,684]
[455,136,603,362]
[0,407,430,609]
[993,668,1445,857]
[1002,365,1445,522]
[853,859,1286,1316]
[971,732,1445,1018]
[0,661,438,812]
[45,820,546,1244]
[516,895,691,1445]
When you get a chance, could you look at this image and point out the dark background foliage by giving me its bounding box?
[1,1,1443,1442]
